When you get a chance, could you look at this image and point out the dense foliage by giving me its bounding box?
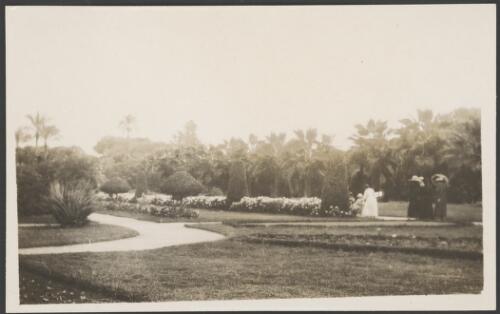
[97,193,199,218]
[321,157,350,212]
[45,180,96,227]
[230,196,324,216]
[16,108,481,220]
[160,171,205,200]
[183,195,227,209]
[92,109,480,204]
[226,159,249,206]
[100,178,131,198]
[16,147,98,216]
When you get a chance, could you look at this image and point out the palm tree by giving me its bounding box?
[119,114,136,139]
[266,132,287,196]
[40,125,60,151]
[284,128,322,197]
[349,119,395,190]
[26,112,47,149]
[175,120,201,147]
[442,115,481,172]
[395,109,446,177]
[15,127,32,148]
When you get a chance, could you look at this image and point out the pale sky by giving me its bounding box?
[6,5,496,154]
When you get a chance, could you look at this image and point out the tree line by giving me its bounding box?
[16,107,481,215]
[92,108,481,203]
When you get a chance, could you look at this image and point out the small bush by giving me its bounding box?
[150,197,175,206]
[135,186,145,198]
[161,171,204,200]
[229,196,325,216]
[99,200,139,212]
[97,197,199,219]
[151,202,200,219]
[101,201,121,211]
[100,178,131,199]
[128,197,138,204]
[45,181,96,227]
[183,195,227,209]
[206,186,225,196]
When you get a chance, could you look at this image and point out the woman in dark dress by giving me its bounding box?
[418,179,435,220]
[432,174,449,221]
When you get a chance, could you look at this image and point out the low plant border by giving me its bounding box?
[19,261,149,303]
[222,219,462,228]
[221,217,373,227]
[236,236,483,260]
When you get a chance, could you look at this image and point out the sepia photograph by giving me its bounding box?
[4,3,496,312]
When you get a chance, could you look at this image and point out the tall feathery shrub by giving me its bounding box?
[226,159,249,207]
[46,180,96,227]
[161,171,204,200]
[321,159,350,212]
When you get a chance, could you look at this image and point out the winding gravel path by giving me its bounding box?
[18,213,225,255]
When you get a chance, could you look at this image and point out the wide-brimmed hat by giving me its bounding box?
[432,173,449,183]
[409,175,424,182]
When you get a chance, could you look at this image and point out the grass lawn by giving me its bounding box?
[18,214,58,224]
[189,223,482,256]
[20,239,483,302]
[19,268,116,304]
[18,222,139,248]
[188,222,483,239]
[18,201,483,303]
[378,201,482,222]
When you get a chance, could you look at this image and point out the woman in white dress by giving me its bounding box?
[361,184,378,217]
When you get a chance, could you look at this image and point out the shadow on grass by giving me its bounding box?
[20,262,147,303]
[237,235,483,260]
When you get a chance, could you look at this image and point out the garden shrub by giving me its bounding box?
[160,171,204,200]
[16,147,98,216]
[97,191,358,218]
[100,178,131,199]
[206,186,224,196]
[321,161,350,212]
[183,195,227,209]
[96,198,199,219]
[229,196,326,216]
[150,202,199,218]
[226,160,249,206]
[135,185,146,199]
[95,191,113,201]
[16,161,48,216]
[149,196,174,206]
[45,180,96,227]
[349,169,369,197]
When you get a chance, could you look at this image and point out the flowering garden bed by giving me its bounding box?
[183,196,227,210]
[229,196,324,215]
[96,193,199,219]
[237,233,482,260]
[99,193,358,218]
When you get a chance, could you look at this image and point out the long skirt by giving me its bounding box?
[362,196,378,217]
[434,198,447,220]
[408,199,418,218]
[418,195,434,219]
